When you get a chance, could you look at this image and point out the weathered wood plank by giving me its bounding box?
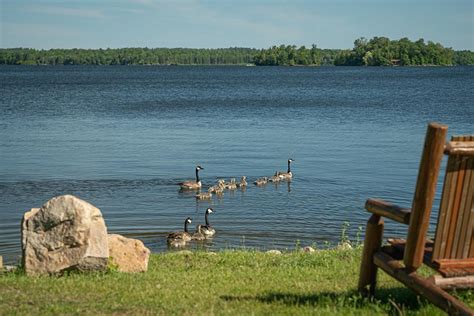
[452,136,468,141]
[365,198,411,224]
[445,158,467,258]
[444,141,474,156]
[469,217,474,258]
[374,252,473,315]
[404,122,447,271]
[433,155,457,259]
[455,158,474,258]
[358,214,384,296]
[428,275,474,290]
[435,156,461,259]
[432,258,474,269]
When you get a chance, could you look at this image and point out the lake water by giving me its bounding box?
[1,66,473,264]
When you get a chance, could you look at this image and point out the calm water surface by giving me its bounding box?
[1,66,473,263]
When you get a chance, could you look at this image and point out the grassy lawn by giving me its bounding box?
[1,248,473,315]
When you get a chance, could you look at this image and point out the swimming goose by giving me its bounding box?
[178,165,203,190]
[215,180,225,196]
[208,179,225,193]
[268,171,281,183]
[195,190,212,200]
[238,176,247,188]
[192,225,206,241]
[225,178,237,190]
[197,207,216,237]
[254,176,268,186]
[167,217,193,247]
[278,159,294,180]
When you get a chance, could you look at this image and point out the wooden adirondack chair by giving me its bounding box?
[358,122,474,315]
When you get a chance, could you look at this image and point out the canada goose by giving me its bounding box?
[192,225,206,241]
[254,176,268,186]
[238,176,247,188]
[167,217,193,247]
[197,207,216,237]
[225,178,237,190]
[195,190,212,200]
[178,166,203,190]
[268,171,281,183]
[278,159,294,180]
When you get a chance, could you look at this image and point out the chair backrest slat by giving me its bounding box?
[433,136,474,260]
[432,154,459,258]
[403,123,448,271]
[455,156,473,258]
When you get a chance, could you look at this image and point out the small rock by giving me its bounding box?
[266,250,282,255]
[337,241,353,250]
[21,195,109,275]
[108,234,151,273]
[4,265,17,273]
[303,246,316,253]
[207,252,217,255]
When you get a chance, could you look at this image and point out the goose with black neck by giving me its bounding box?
[178,165,203,190]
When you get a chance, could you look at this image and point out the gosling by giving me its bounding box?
[268,171,281,183]
[225,178,237,190]
[192,225,206,241]
[254,177,268,186]
[238,176,248,188]
[209,179,225,193]
[195,190,212,200]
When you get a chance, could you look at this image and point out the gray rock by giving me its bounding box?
[336,241,353,250]
[303,246,316,253]
[108,234,150,273]
[22,195,109,275]
[266,250,282,255]
[4,265,17,273]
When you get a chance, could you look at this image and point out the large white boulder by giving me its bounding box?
[108,234,150,273]
[21,195,109,275]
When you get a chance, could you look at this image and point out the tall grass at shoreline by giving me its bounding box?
[1,248,473,315]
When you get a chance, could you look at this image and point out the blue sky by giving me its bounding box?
[1,0,473,50]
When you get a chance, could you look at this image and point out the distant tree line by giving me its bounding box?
[334,37,473,66]
[253,45,340,66]
[0,47,257,66]
[1,37,472,66]
[454,50,474,65]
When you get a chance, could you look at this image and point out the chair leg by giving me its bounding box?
[358,214,384,296]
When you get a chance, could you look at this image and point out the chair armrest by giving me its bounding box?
[365,198,411,224]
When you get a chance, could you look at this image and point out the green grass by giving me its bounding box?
[1,248,473,315]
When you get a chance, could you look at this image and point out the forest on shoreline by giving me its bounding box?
[1,37,473,66]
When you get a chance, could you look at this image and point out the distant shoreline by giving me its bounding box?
[2,37,473,66]
[1,63,470,67]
